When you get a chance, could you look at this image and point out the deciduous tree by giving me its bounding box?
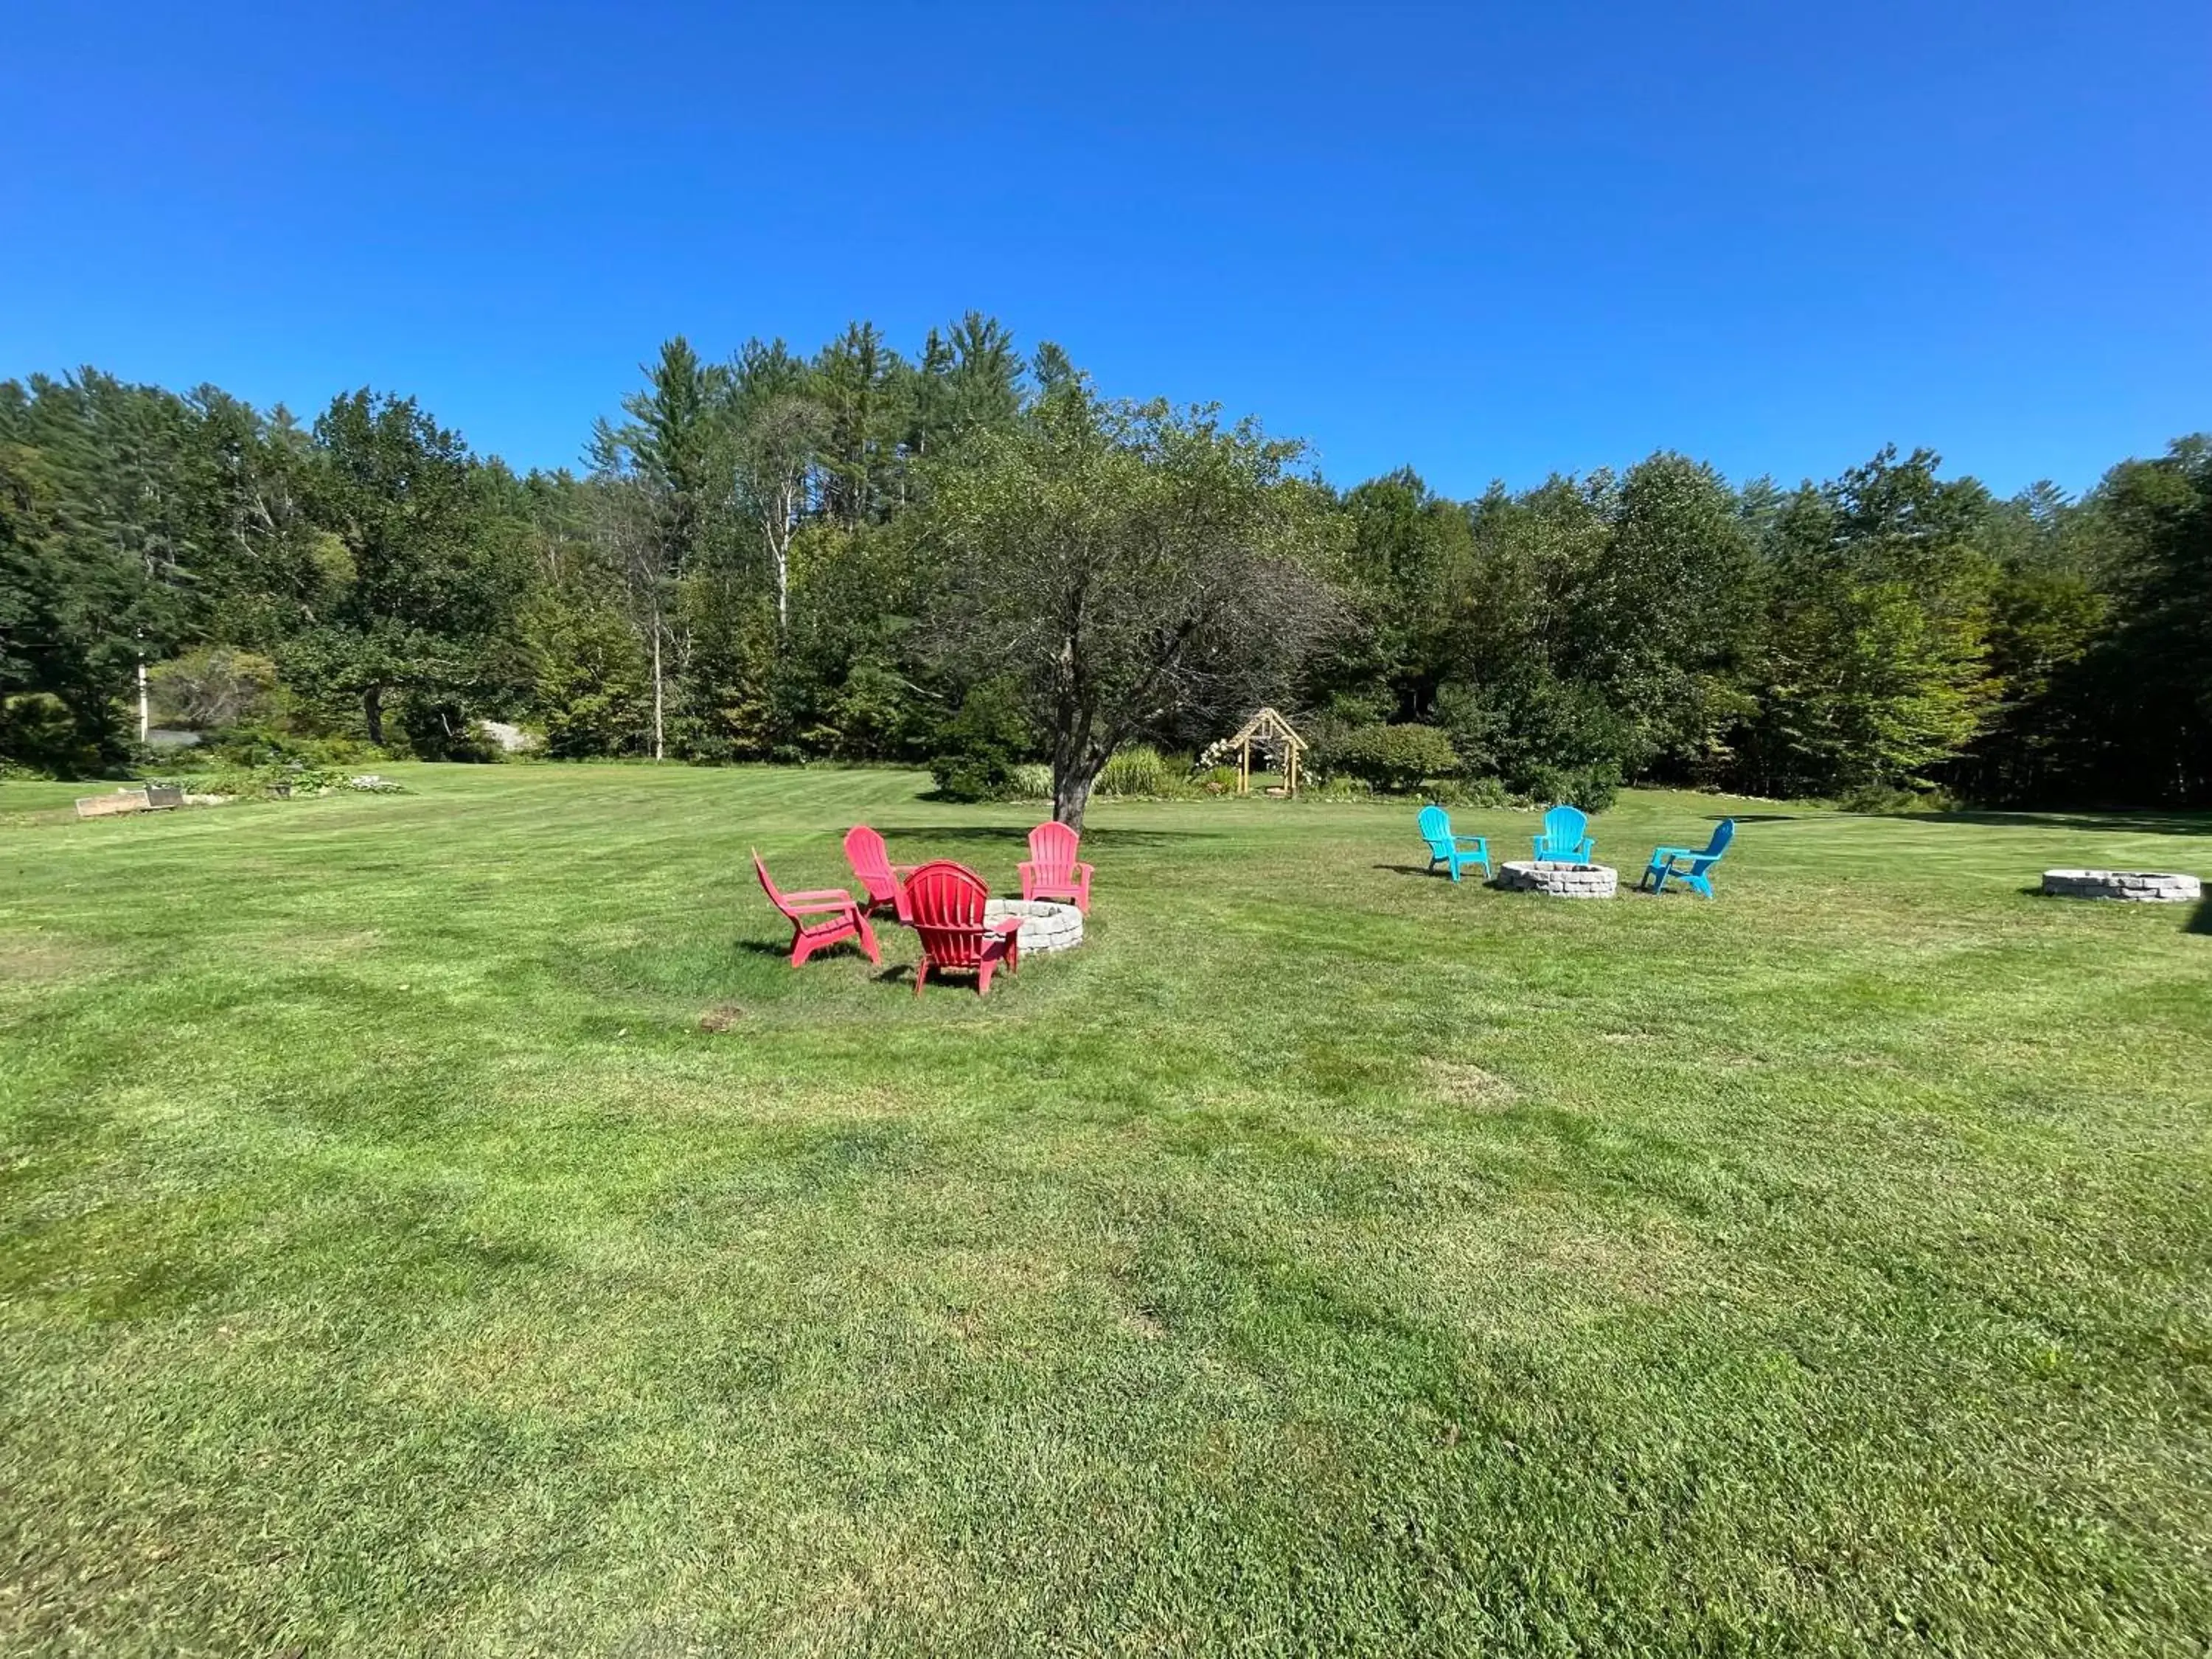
[915,384,1343,828]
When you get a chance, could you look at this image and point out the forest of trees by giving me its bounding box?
[4,314,2208,816]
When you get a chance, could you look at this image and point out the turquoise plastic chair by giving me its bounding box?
[1641,818,1735,897]
[1531,804,1593,863]
[1417,804,1491,883]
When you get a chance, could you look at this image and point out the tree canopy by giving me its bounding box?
[3,324,2206,813]
[914,385,1343,825]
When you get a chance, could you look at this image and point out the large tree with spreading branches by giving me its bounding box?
[914,385,1345,828]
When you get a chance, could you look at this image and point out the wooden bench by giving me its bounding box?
[74,785,184,820]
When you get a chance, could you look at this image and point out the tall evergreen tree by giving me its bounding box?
[813,322,902,526]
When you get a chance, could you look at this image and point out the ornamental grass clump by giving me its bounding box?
[1097,745,1175,799]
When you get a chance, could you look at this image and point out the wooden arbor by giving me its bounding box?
[1223,706,1307,796]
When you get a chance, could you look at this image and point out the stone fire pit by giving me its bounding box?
[984,898,1085,951]
[2041,869,2201,904]
[1498,860,1618,899]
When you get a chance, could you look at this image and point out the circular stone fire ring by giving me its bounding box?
[984,898,1085,950]
[2041,869,2201,904]
[1498,860,1618,899]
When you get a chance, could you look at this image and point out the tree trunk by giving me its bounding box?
[136,657,150,743]
[364,684,384,748]
[768,478,794,636]
[650,606,665,762]
[1052,765,1095,832]
[1051,733,1107,830]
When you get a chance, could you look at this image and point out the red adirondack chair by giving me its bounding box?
[905,860,1023,996]
[752,849,881,968]
[1019,821,1095,913]
[842,824,915,922]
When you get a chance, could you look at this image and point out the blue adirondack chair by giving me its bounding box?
[1531,804,1593,863]
[1418,804,1491,882]
[1641,818,1736,897]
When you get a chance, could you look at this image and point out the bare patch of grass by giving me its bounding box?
[1419,1057,1517,1111]
[0,936,99,984]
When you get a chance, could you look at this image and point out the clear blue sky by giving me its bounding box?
[6,1,2206,498]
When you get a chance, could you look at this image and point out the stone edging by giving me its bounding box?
[984,898,1085,950]
[1497,860,1619,899]
[2041,869,2201,903]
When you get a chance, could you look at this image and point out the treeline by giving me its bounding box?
[2,316,2207,808]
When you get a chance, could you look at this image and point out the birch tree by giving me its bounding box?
[727,394,825,637]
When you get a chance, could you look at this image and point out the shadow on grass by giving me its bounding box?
[873,824,1214,848]
[1372,863,1451,879]
[2013,886,2212,933]
[871,961,1012,997]
[1922,809,2212,837]
[1711,813,1798,823]
[737,938,880,965]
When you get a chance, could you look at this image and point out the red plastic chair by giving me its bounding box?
[842,824,915,922]
[753,849,880,968]
[1019,821,1094,913]
[905,860,1023,996]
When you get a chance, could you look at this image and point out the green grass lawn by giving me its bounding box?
[3,765,2208,1656]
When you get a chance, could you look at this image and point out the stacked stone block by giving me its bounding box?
[1498,860,1619,899]
[983,899,1085,950]
[2040,869,2201,903]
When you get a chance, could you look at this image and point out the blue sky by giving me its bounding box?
[5,1,2206,498]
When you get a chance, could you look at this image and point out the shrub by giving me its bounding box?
[1313,723,1460,793]
[1422,775,1511,809]
[0,692,100,778]
[1433,677,1635,813]
[1518,762,1622,815]
[397,698,504,762]
[1006,763,1054,801]
[931,758,1005,801]
[1835,782,1958,815]
[1097,744,1174,798]
[205,728,386,770]
[1194,764,1241,796]
[928,678,1037,802]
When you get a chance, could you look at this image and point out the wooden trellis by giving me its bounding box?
[1224,706,1307,796]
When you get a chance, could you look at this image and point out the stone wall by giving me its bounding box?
[2041,869,2201,903]
[1498,860,1619,899]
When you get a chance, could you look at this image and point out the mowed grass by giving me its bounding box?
[2,765,2208,1656]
